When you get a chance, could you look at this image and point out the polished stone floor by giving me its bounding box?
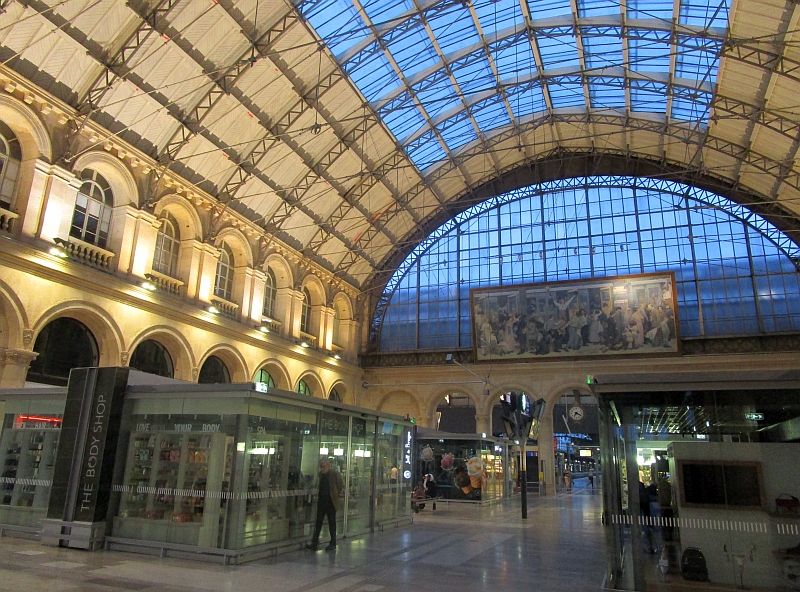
[0,486,605,592]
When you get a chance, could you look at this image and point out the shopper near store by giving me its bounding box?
[306,459,343,552]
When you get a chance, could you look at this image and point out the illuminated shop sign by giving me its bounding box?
[14,415,62,429]
[403,429,412,480]
[744,412,764,421]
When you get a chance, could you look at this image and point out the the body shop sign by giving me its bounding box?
[74,387,113,522]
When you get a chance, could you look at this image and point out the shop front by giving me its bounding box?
[417,428,514,503]
[594,370,800,591]
[0,371,415,562]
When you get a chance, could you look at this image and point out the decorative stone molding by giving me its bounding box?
[1,348,38,365]
[120,350,129,366]
[22,329,34,348]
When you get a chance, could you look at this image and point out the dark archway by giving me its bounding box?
[129,339,174,378]
[198,355,230,384]
[28,317,98,386]
[435,393,476,433]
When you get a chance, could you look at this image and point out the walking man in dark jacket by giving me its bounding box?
[306,459,343,552]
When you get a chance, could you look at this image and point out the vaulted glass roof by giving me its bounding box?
[296,0,729,171]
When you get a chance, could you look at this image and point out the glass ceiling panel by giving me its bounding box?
[296,0,730,171]
[474,0,524,32]
[588,77,626,109]
[491,36,536,80]
[578,0,621,18]
[526,0,572,20]
[627,0,673,21]
[386,26,440,77]
[581,28,623,70]
[535,29,580,70]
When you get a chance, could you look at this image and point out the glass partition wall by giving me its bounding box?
[0,394,65,533]
[597,376,800,591]
[109,386,414,559]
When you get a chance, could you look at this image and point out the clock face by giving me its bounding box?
[569,405,585,422]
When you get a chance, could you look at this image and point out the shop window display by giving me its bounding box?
[595,373,800,591]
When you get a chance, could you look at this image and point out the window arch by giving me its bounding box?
[153,212,180,278]
[376,176,800,351]
[300,287,312,334]
[254,368,276,387]
[329,387,342,403]
[296,379,312,396]
[28,318,98,386]
[70,169,113,248]
[263,269,277,319]
[214,244,234,301]
[0,120,21,210]
[198,355,230,384]
[129,339,174,378]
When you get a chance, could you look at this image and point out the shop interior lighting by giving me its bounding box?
[354,449,364,457]
[319,447,329,455]
[333,448,344,456]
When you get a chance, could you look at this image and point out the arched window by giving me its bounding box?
[377,176,800,351]
[28,318,98,386]
[214,244,234,301]
[254,368,275,387]
[296,379,312,396]
[198,355,230,383]
[329,387,342,403]
[263,269,277,319]
[0,120,21,210]
[300,288,312,334]
[153,213,180,278]
[70,169,113,248]
[129,339,174,378]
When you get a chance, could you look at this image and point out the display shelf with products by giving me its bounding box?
[115,430,232,547]
[0,416,61,529]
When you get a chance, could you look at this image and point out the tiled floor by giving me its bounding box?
[0,488,605,592]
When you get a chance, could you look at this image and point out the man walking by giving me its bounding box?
[307,459,343,552]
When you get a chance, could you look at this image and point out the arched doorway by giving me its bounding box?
[198,355,230,384]
[28,317,98,386]
[435,393,476,433]
[552,389,599,492]
[129,339,174,378]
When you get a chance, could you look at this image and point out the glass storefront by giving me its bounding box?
[0,391,64,532]
[596,372,800,591]
[0,382,414,559]
[417,429,513,502]
[110,386,414,555]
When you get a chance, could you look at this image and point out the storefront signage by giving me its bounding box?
[321,413,349,436]
[14,414,62,429]
[254,382,269,393]
[403,429,412,480]
[744,412,764,421]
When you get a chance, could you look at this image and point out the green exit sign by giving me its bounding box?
[745,412,764,421]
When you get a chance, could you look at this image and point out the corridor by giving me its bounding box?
[0,490,605,592]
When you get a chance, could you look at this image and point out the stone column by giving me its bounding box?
[475,413,491,436]
[281,288,304,338]
[537,412,556,496]
[109,206,160,277]
[247,269,267,324]
[180,240,219,302]
[231,266,256,321]
[319,304,335,351]
[33,163,81,242]
[0,348,38,388]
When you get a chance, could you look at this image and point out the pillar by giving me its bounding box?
[108,205,161,277]
[475,413,491,436]
[179,240,219,302]
[319,304,335,351]
[0,348,38,388]
[31,163,81,242]
[246,268,267,324]
[538,412,556,496]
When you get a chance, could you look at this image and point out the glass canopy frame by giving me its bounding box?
[296,0,729,171]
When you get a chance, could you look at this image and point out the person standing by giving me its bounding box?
[306,459,343,552]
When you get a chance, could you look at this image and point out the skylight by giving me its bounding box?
[296,0,730,171]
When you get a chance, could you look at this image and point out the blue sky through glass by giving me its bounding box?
[297,0,730,171]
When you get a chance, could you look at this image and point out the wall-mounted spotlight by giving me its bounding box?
[208,305,220,314]
[49,246,68,258]
[141,281,157,291]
